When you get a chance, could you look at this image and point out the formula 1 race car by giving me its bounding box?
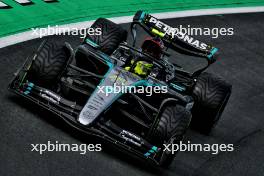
[9,11,232,167]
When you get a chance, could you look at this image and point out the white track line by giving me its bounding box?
[1,6,264,48]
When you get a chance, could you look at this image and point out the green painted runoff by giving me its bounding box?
[0,0,264,37]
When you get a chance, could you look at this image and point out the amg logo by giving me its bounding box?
[148,17,209,50]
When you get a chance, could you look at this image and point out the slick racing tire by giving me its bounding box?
[84,18,127,55]
[28,40,70,87]
[152,104,191,167]
[191,72,232,134]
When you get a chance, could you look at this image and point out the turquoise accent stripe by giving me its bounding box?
[170,83,186,92]
[208,47,218,59]
[152,146,158,152]
[139,11,146,22]
[24,90,30,95]
[24,82,34,95]
[28,82,34,87]
[144,152,151,157]
[144,145,158,157]
[26,86,32,91]
[85,38,99,48]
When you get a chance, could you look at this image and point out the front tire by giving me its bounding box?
[28,40,70,87]
[77,18,127,73]
[152,104,191,167]
[84,18,127,55]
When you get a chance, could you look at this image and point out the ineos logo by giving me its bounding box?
[0,0,58,9]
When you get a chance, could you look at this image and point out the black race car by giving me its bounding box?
[9,11,232,167]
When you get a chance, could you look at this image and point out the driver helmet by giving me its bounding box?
[141,37,164,59]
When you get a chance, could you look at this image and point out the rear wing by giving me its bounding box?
[132,11,219,63]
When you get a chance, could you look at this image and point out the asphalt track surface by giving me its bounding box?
[1,13,264,176]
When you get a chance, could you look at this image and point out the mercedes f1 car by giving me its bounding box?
[9,11,232,167]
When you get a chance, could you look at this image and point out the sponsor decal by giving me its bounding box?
[148,16,209,50]
[120,130,142,147]
[148,17,176,36]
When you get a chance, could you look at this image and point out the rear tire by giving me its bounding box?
[28,40,70,87]
[152,104,191,167]
[191,72,232,134]
[77,18,127,73]
[84,18,127,55]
